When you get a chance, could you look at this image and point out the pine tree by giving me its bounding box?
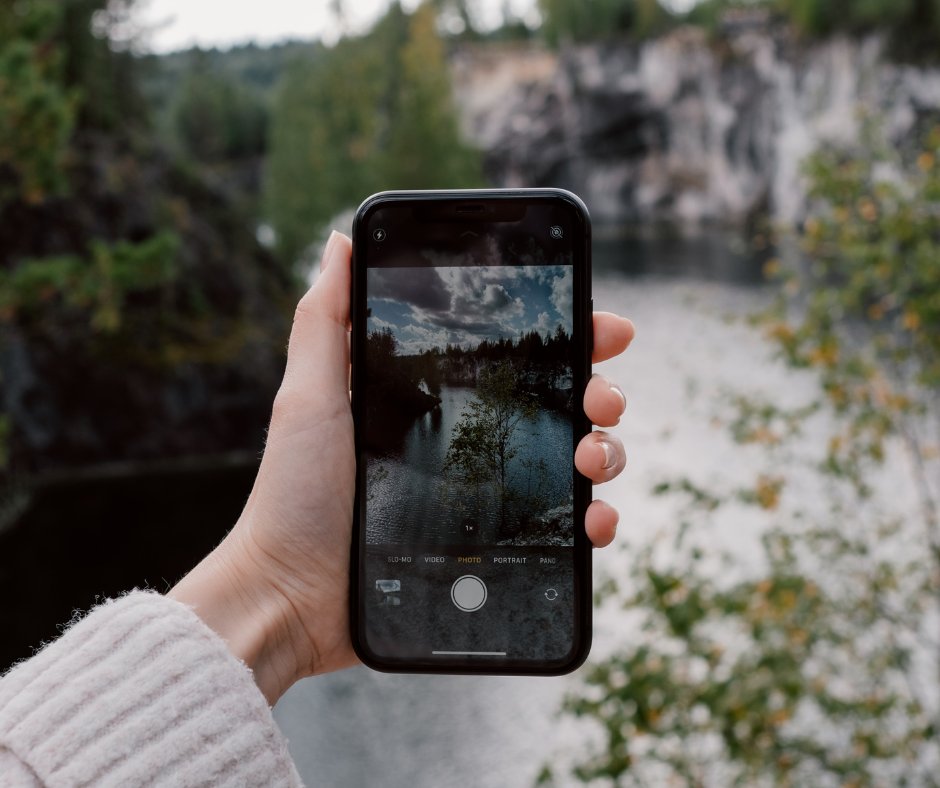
[264,2,482,266]
[0,2,75,205]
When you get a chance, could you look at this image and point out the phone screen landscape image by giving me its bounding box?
[352,192,591,672]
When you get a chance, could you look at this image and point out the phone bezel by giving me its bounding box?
[349,188,593,675]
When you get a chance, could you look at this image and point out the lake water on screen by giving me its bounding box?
[366,385,573,546]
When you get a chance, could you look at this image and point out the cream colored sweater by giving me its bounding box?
[0,592,303,787]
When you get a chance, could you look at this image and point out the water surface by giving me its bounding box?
[367,385,573,545]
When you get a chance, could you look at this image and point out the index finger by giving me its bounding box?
[593,312,635,363]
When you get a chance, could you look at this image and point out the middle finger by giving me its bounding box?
[584,373,626,427]
[575,431,626,483]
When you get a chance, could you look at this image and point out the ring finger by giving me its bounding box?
[575,431,626,483]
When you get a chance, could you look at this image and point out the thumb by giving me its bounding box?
[279,231,353,413]
[304,230,352,325]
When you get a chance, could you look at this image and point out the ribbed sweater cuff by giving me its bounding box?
[0,591,302,787]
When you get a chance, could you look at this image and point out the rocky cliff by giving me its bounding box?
[453,29,940,227]
[0,133,294,478]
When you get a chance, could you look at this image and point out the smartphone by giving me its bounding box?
[350,189,592,674]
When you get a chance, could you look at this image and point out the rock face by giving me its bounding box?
[498,502,573,547]
[452,30,940,226]
[0,133,294,477]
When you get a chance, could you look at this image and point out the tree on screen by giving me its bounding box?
[444,361,537,529]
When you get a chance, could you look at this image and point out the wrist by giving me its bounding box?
[168,534,311,704]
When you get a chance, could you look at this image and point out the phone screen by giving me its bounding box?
[352,192,591,672]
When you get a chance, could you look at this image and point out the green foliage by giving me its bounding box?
[559,128,940,784]
[364,327,443,426]
[265,37,382,264]
[682,0,940,60]
[0,232,180,333]
[139,41,318,166]
[445,402,501,486]
[776,0,940,60]
[382,4,482,187]
[0,0,152,208]
[141,41,319,103]
[445,362,536,483]
[0,2,76,204]
[0,1,301,479]
[778,0,924,36]
[444,361,537,522]
[59,0,147,132]
[763,125,940,494]
[566,519,936,784]
[173,55,268,162]
[538,0,675,45]
[264,2,481,264]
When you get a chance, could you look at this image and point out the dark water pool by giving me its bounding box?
[366,385,573,545]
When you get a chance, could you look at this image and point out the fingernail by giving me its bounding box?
[321,230,340,268]
[609,383,626,411]
[599,440,616,470]
[621,317,636,342]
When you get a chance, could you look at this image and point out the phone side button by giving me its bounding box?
[451,575,487,612]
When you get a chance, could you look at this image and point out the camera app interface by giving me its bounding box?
[359,213,581,667]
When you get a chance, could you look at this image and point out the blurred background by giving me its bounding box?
[1,0,938,784]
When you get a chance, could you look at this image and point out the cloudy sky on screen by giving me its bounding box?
[368,263,572,355]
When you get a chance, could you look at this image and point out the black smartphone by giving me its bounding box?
[350,189,592,674]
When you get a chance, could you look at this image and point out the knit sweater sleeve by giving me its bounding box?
[0,591,303,787]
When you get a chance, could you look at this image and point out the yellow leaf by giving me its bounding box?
[770,709,792,726]
[766,322,795,342]
[857,198,878,222]
[808,343,839,367]
[902,310,922,331]
[788,628,808,646]
[755,475,783,510]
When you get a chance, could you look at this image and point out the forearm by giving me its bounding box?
[168,532,312,704]
[0,592,302,786]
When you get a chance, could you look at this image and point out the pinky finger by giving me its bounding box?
[585,500,619,548]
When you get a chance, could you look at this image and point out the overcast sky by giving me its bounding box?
[137,0,699,53]
[137,0,535,52]
[368,263,572,355]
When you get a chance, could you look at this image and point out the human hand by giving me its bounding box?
[169,231,634,704]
